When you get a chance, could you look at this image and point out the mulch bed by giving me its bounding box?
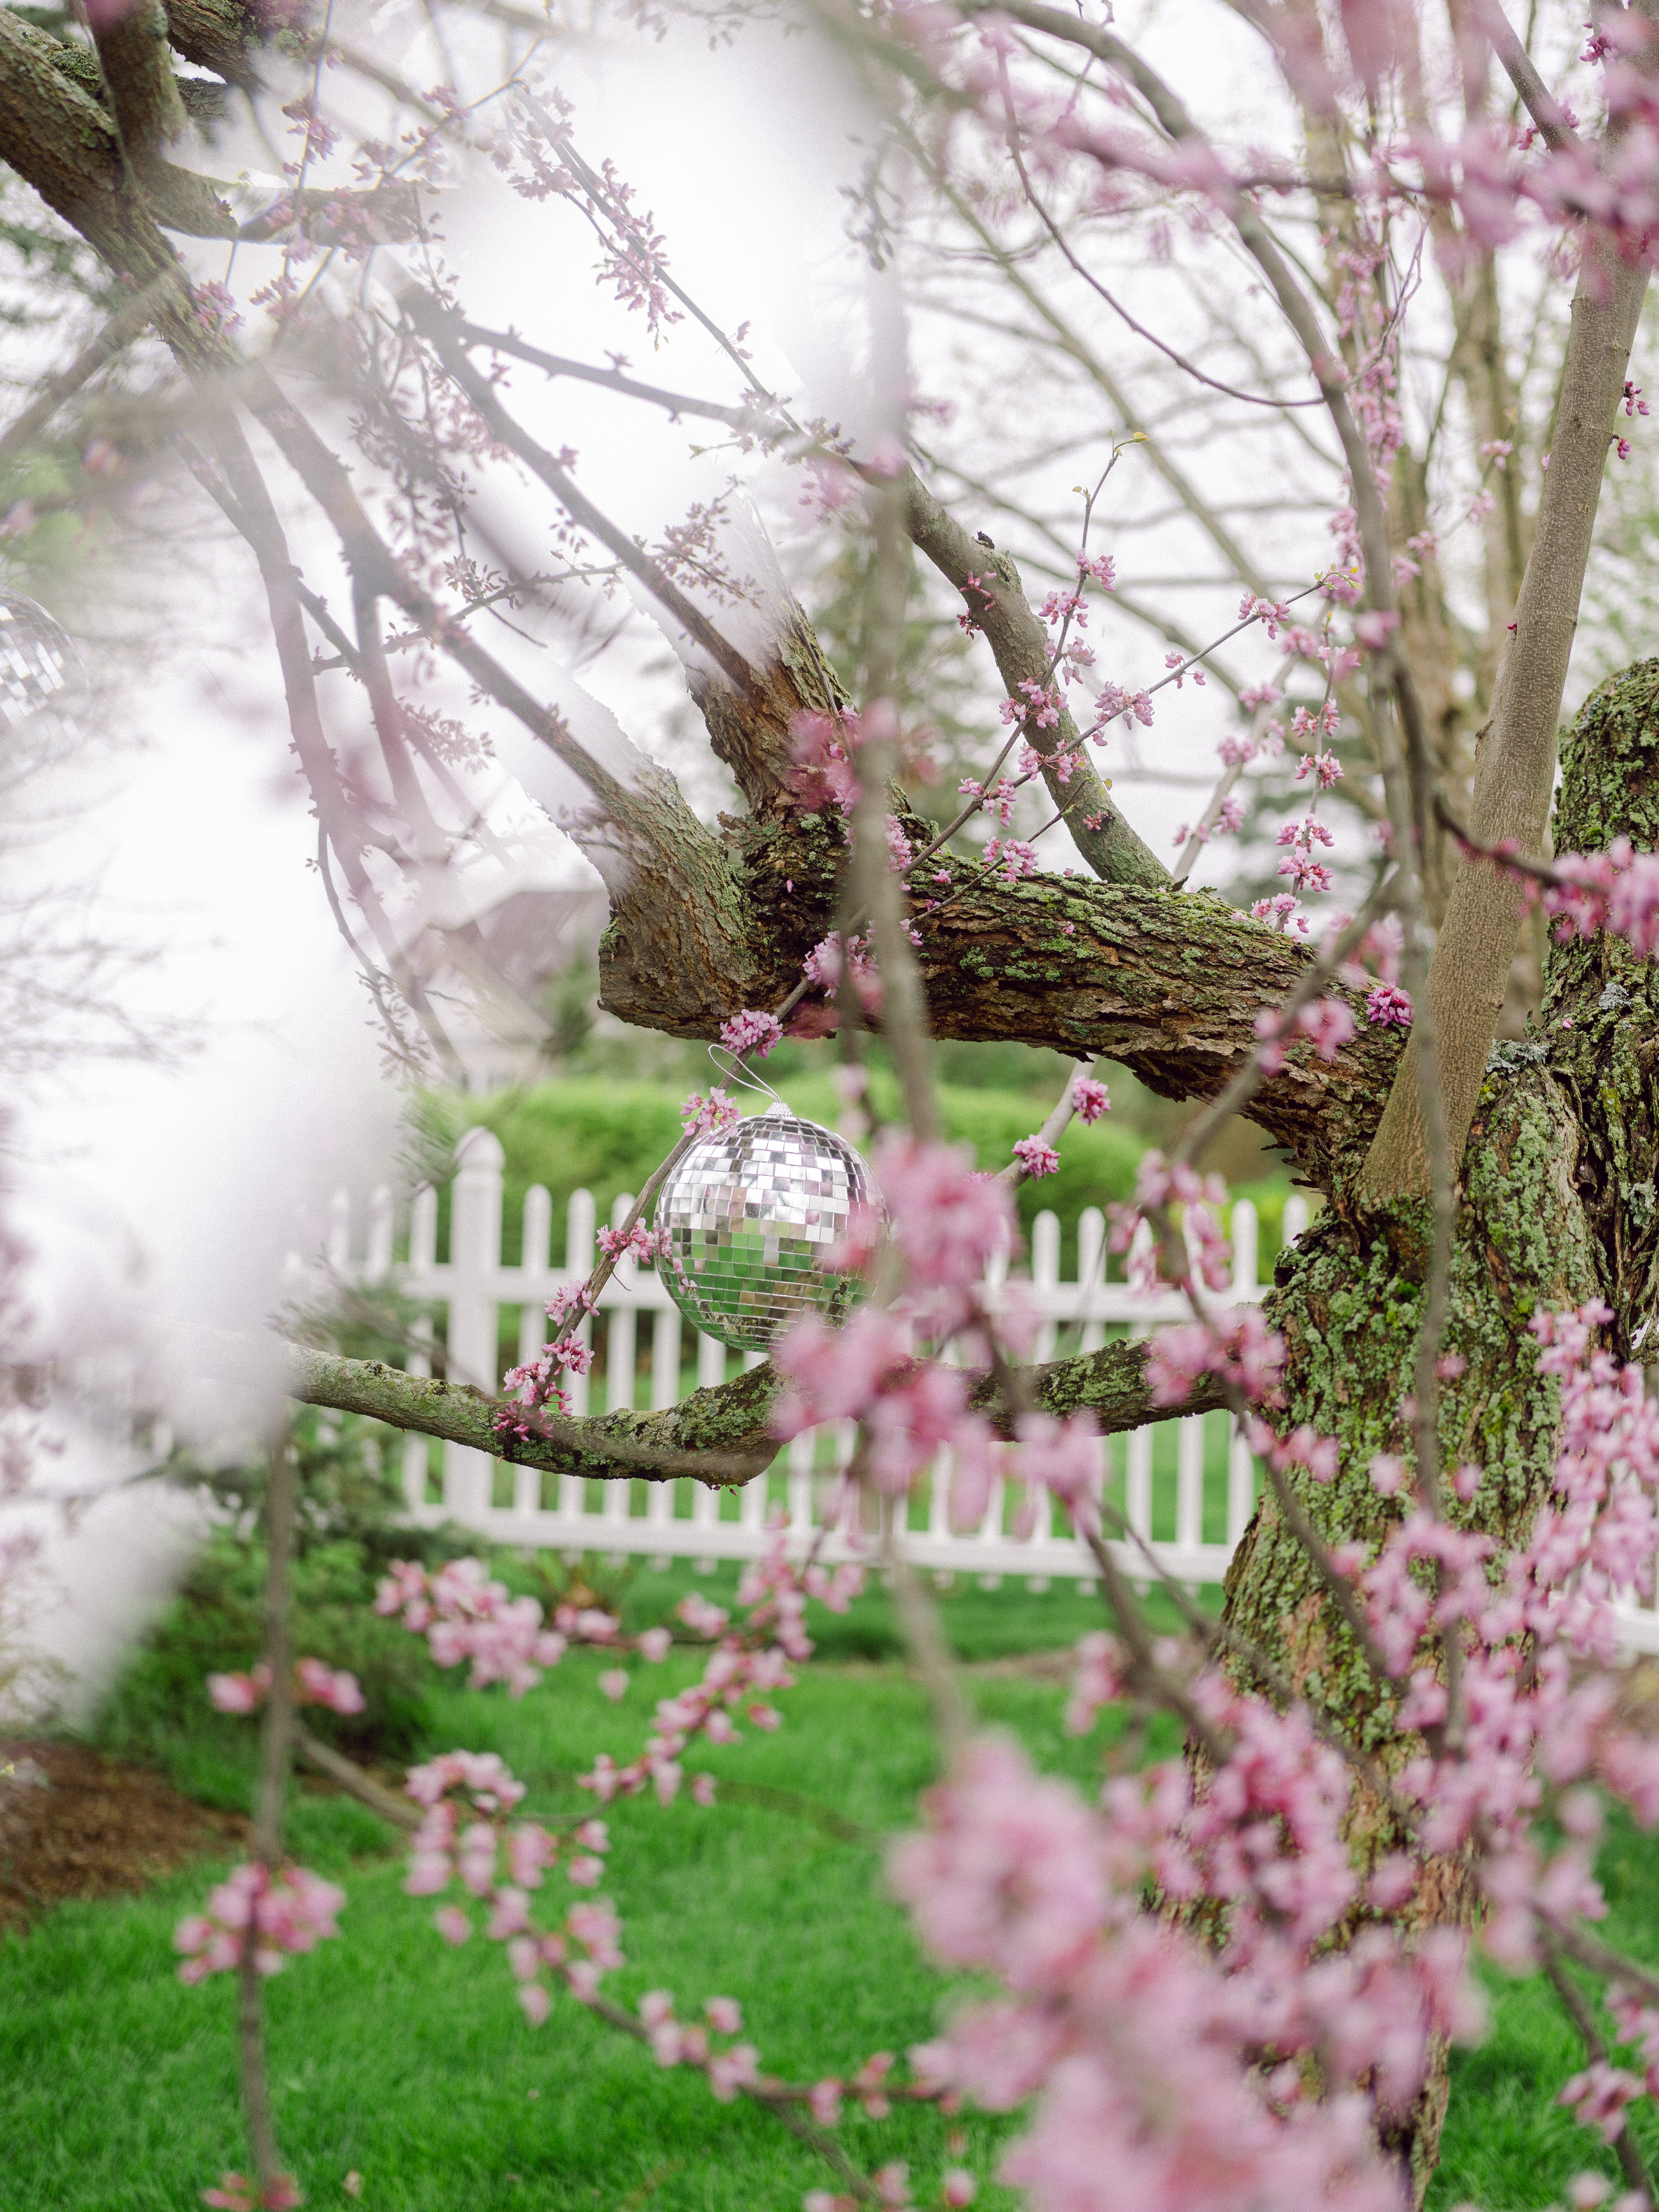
[0,1741,248,1932]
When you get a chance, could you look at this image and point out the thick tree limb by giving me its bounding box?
[0,13,232,294]
[163,0,264,90]
[289,1344,782,1483]
[689,805,1398,1177]
[90,0,192,172]
[287,1333,1227,1485]
[1363,245,1650,1199]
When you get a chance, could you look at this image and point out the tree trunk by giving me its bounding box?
[1219,659,1659,2200]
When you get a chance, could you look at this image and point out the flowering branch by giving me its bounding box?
[1543,1945,1659,2205]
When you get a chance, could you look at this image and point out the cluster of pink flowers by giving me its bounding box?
[1001,677,1063,732]
[1366,983,1413,1028]
[801,932,879,1012]
[1540,838,1659,961]
[889,1728,1468,2212]
[1087,681,1155,737]
[1011,1134,1059,1178]
[175,1862,346,1982]
[596,1218,665,1265]
[719,1009,783,1061]
[772,1137,1102,1534]
[501,1315,594,1425]
[681,1086,742,1139]
[1070,1074,1109,1123]
[957,774,1017,829]
[1107,1151,1233,1296]
[200,2175,302,2212]
[1297,746,1343,788]
[1277,813,1336,896]
[401,1749,613,2017]
[637,1989,759,2098]
[1146,1305,1285,1409]
[374,1555,668,1695]
[983,837,1039,883]
[787,709,862,815]
[206,1657,366,1717]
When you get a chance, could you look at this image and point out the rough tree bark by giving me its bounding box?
[1219,662,1659,2200]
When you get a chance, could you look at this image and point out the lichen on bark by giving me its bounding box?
[1214,659,1659,2198]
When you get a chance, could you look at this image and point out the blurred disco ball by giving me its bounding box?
[654,1105,876,1352]
[0,591,81,738]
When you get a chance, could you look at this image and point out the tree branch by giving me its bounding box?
[1543,1945,1659,2205]
[162,0,264,91]
[900,466,1170,889]
[287,1332,1227,1486]
[1364,239,1650,1199]
[457,321,761,428]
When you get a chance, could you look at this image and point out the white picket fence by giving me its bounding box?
[309,1127,1659,1647]
[312,1126,1311,1595]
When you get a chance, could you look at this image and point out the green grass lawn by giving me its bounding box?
[4,1567,1658,2211]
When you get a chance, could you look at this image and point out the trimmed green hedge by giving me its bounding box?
[426,1078,1299,1277]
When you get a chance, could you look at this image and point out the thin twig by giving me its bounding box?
[291,1721,421,1831]
[455,321,760,428]
[238,1428,296,2202]
[995,1057,1095,1185]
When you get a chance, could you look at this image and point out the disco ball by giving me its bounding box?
[0,592,82,742]
[654,1105,876,1353]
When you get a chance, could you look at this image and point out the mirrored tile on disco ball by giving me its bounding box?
[0,594,80,732]
[654,1111,876,1351]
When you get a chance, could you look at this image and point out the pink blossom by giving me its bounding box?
[1012,1135,1060,1178]
[1297,748,1344,788]
[207,1664,270,1715]
[1071,1075,1109,1123]
[1560,2061,1643,2143]
[719,1009,782,1061]
[788,711,861,814]
[1296,995,1357,1061]
[1148,1308,1287,1410]
[434,1904,472,1945]
[1366,983,1413,1027]
[295,1657,366,1714]
[985,837,1039,883]
[175,1862,346,1982]
[598,1669,630,1702]
[1250,892,1308,935]
[381,1563,589,1696]
[809,2078,843,2127]
[681,1088,742,1139]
